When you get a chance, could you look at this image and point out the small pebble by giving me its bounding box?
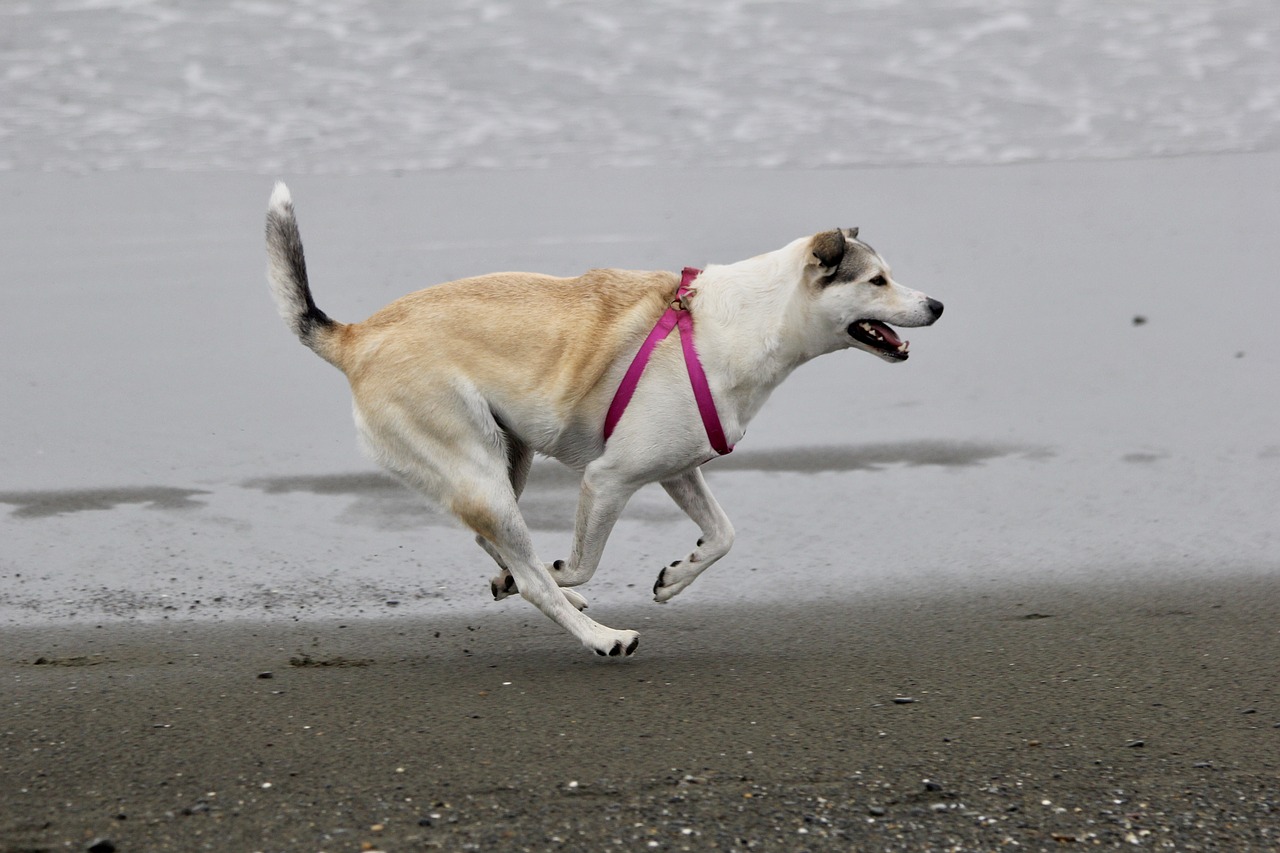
[1127,739,1145,748]
[257,672,273,679]
[892,697,916,705]
[868,806,886,816]
[87,840,116,853]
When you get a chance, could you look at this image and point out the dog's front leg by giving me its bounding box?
[550,461,641,589]
[652,467,735,603]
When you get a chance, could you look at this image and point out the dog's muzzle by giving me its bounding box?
[847,298,943,362]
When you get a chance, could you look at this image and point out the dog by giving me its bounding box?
[264,182,943,657]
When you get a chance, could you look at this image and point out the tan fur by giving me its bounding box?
[451,495,501,545]
[326,269,676,419]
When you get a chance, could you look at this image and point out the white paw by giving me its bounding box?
[491,565,588,609]
[653,536,731,603]
[489,570,518,601]
[562,588,589,611]
[652,559,700,603]
[583,628,640,658]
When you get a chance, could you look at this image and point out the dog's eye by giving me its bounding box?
[868,275,888,286]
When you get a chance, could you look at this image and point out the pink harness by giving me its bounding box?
[603,267,733,456]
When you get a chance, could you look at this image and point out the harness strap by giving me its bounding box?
[603,268,733,456]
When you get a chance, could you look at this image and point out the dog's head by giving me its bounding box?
[805,227,943,362]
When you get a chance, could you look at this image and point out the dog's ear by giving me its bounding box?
[809,229,846,278]
[842,226,859,240]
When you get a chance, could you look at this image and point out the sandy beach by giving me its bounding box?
[5,3,1280,849]
[2,153,1279,850]
[4,577,1278,851]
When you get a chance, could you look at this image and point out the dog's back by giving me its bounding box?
[344,270,675,414]
[266,182,677,424]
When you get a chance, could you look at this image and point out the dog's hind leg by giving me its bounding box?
[358,394,606,649]
[479,433,525,594]
[458,488,637,656]
[652,467,735,603]
[484,435,588,610]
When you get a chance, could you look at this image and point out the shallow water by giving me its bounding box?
[3,0,1278,172]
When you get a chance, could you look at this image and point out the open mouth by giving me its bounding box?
[847,320,910,360]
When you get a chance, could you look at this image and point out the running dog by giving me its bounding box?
[264,182,943,657]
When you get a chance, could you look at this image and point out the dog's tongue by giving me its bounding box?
[864,321,903,348]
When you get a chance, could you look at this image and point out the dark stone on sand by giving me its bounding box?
[257,671,273,679]
[87,839,116,853]
[893,697,917,704]
[1127,740,1145,748]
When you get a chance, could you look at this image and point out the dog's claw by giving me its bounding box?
[625,637,639,655]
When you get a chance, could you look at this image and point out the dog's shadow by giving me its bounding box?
[240,440,1038,532]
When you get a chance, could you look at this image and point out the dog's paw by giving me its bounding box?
[653,535,732,603]
[652,559,698,603]
[562,588,589,611]
[549,557,594,586]
[585,629,640,659]
[489,570,518,601]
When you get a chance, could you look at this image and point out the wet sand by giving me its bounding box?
[4,575,1278,851]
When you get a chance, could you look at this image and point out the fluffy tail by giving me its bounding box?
[265,182,344,367]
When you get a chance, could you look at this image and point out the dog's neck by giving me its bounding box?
[688,237,825,424]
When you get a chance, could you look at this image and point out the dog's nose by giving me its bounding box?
[926,298,944,320]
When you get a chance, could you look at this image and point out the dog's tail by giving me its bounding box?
[265,182,345,368]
